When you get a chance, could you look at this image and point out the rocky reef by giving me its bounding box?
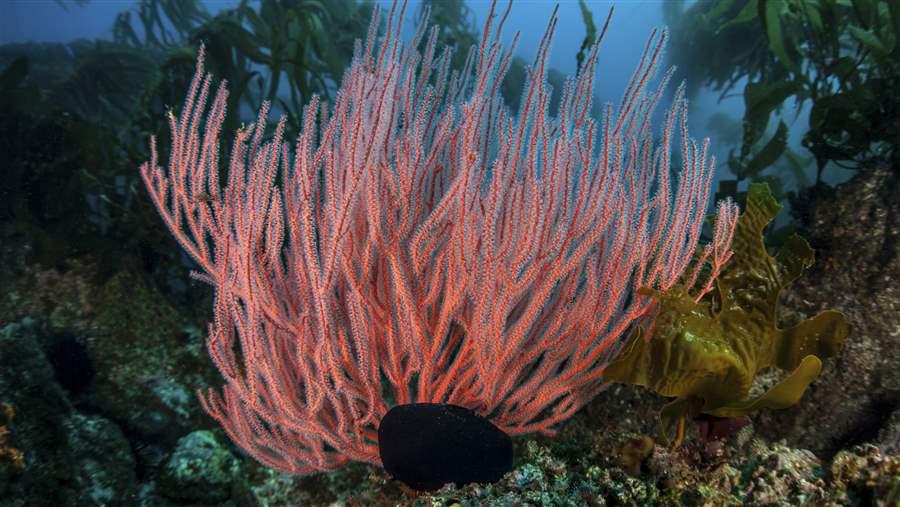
[1,166,897,505]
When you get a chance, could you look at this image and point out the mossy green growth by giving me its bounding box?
[603,183,849,446]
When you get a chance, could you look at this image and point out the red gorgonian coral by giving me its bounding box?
[141,1,739,473]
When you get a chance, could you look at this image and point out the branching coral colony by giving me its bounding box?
[140,0,751,486]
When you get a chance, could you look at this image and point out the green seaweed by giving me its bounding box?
[665,0,900,200]
[603,183,849,446]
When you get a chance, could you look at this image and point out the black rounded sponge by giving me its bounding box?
[378,403,513,491]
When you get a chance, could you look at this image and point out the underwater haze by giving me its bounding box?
[0,0,898,505]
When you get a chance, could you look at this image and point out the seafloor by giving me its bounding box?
[0,166,897,505]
